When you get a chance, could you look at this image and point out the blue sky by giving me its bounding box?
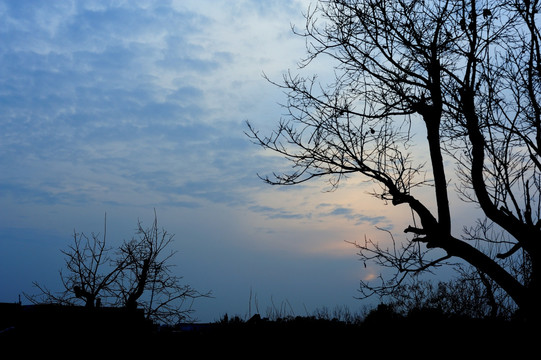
[0,0,446,322]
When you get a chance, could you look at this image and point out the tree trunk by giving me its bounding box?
[125,258,151,310]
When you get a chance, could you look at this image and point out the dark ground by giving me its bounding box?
[0,303,535,357]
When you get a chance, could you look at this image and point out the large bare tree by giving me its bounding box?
[247,0,540,322]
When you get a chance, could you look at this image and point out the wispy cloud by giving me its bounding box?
[0,0,309,213]
[248,205,308,220]
[317,204,389,226]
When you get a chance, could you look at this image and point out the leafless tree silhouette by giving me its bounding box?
[26,214,122,308]
[112,212,212,324]
[26,211,211,325]
[247,0,540,321]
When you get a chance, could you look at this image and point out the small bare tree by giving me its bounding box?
[26,214,122,308]
[113,213,211,324]
[26,211,211,325]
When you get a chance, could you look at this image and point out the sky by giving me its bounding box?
[0,0,462,323]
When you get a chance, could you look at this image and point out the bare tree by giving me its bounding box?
[247,0,540,321]
[113,212,211,324]
[26,212,211,325]
[25,214,122,308]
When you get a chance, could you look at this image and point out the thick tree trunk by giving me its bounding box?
[442,236,528,313]
[125,258,151,310]
[457,88,537,320]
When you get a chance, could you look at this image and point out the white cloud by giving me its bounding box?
[0,0,327,234]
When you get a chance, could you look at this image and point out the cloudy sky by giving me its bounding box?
[0,0,444,322]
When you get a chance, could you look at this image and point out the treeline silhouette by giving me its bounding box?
[0,300,532,355]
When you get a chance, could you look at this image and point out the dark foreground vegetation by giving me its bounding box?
[0,302,534,356]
